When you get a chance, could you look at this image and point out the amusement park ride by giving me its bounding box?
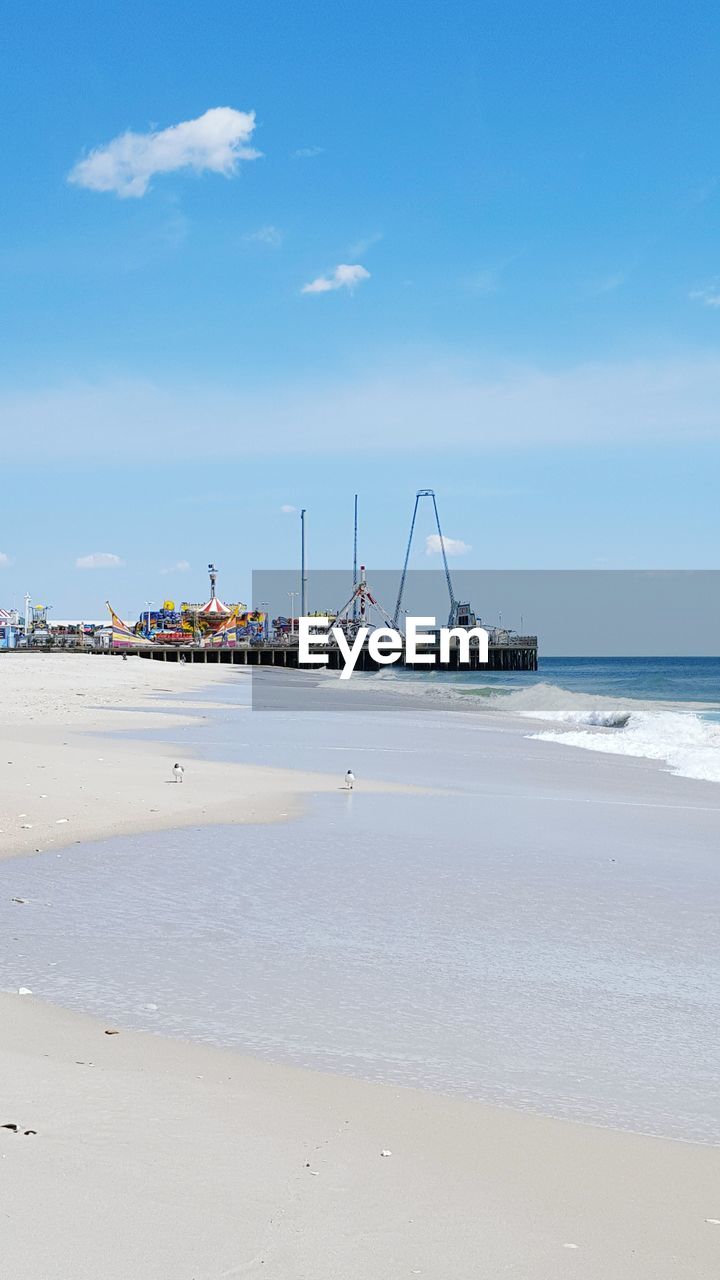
[101,488,532,662]
[393,489,479,630]
[324,489,482,639]
[6,491,535,665]
[331,565,396,634]
[108,563,267,646]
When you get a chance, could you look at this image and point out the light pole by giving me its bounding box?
[145,601,154,637]
[300,508,307,616]
[288,591,297,637]
[260,601,269,641]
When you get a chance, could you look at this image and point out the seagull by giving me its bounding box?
[345,769,355,790]
[173,763,185,784]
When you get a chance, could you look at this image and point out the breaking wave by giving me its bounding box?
[529,709,720,783]
[496,683,633,727]
[486,683,720,782]
[322,670,720,783]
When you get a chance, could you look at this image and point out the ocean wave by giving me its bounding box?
[497,683,633,727]
[530,709,720,783]
[317,667,517,704]
[526,707,631,727]
[320,671,720,783]
[495,683,720,782]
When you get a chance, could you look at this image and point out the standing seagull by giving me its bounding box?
[345,769,355,791]
[173,762,185,784]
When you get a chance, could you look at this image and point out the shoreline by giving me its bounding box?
[0,654,421,862]
[2,989,718,1279]
[3,653,720,1276]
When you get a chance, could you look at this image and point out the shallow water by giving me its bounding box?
[2,776,719,1143]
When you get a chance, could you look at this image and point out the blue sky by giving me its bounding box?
[2,0,720,619]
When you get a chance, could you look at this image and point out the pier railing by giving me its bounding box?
[104,635,539,672]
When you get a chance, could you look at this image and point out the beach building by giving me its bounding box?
[0,607,20,649]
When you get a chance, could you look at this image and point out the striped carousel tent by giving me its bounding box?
[199,594,232,619]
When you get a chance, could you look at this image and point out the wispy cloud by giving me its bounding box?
[467,267,503,297]
[244,224,283,247]
[157,211,190,250]
[593,271,626,295]
[425,534,471,557]
[293,146,323,159]
[347,232,383,258]
[687,176,719,209]
[0,551,11,568]
[68,107,260,198]
[466,250,524,297]
[280,504,296,514]
[161,559,191,574]
[690,282,720,308]
[76,552,125,570]
[7,354,720,461]
[302,264,370,294]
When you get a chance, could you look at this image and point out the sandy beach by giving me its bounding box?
[2,991,718,1280]
[0,653,415,860]
[1,652,719,1278]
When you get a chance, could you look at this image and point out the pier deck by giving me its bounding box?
[127,639,538,672]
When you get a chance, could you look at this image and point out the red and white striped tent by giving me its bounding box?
[0,608,18,625]
[199,596,231,619]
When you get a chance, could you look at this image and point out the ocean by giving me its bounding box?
[406,654,720,704]
[318,656,720,783]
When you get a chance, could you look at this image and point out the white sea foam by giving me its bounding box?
[497,682,633,727]
[531,709,720,783]
[490,682,720,782]
[320,671,720,783]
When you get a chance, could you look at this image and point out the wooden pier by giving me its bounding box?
[128,637,538,672]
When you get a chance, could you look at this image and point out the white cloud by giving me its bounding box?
[76,552,125,570]
[0,551,10,567]
[161,559,191,574]
[280,504,296,514]
[425,534,471,557]
[302,264,370,294]
[690,283,720,308]
[293,146,323,159]
[244,224,283,247]
[68,107,260,199]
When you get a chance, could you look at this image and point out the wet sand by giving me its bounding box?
[2,991,719,1280]
[1,652,719,1277]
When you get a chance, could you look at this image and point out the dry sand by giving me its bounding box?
[1,652,718,1278]
[0,652,415,860]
